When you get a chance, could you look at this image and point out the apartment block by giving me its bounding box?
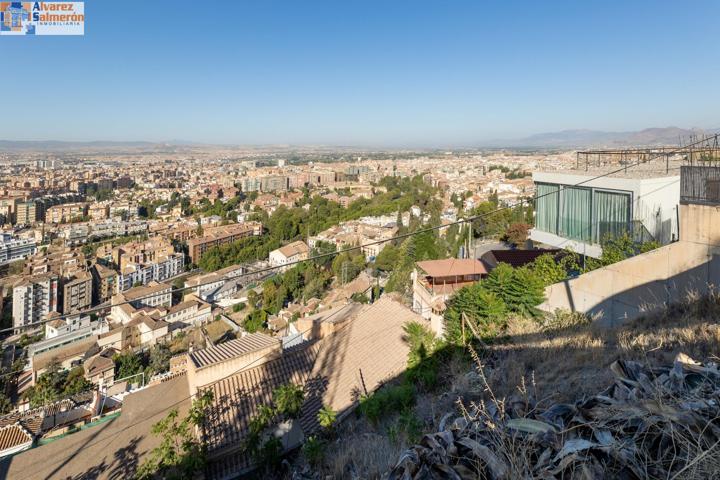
[15,201,38,226]
[61,271,93,314]
[45,202,88,224]
[0,233,37,265]
[12,274,59,329]
[187,222,263,263]
[260,175,289,193]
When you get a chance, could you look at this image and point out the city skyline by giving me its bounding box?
[2,0,719,146]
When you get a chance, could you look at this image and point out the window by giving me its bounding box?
[559,187,591,242]
[593,190,631,243]
[535,183,559,234]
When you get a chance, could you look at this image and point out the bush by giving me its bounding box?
[359,383,415,424]
[483,263,544,319]
[302,436,325,467]
[444,283,508,345]
[317,405,337,429]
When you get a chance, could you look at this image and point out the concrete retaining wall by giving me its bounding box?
[539,203,720,326]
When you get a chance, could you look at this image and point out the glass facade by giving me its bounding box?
[535,183,631,244]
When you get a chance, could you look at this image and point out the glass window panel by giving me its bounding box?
[535,183,559,234]
[593,190,630,243]
[560,187,591,242]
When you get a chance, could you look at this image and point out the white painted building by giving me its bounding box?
[269,241,310,271]
[531,171,680,258]
[0,233,37,265]
[117,253,184,291]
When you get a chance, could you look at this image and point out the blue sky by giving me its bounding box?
[2,0,719,146]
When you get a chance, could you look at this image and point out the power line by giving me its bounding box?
[11,136,715,477]
[16,301,362,478]
[3,137,706,336]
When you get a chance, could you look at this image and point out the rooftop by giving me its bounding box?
[0,376,191,479]
[275,240,310,258]
[416,258,486,278]
[189,332,280,369]
[121,281,171,302]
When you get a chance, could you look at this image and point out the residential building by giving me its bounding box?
[268,240,310,271]
[163,298,212,328]
[110,281,172,324]
[14,200,38,225]
[0,233,36,265]
[61,271,93,315]
[12,274,59,329]
[45,202,88,224]
[91,263,117,304]
[117,252,184,291]
[259,175,289,192]
[411,258,486,336]
[309,219,397,261]
[195,297,427,476]
[187,222,263,263]
[84,349,115,387]
[531,170,680,258]
[88,203,109,220]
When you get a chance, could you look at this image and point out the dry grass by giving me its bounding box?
[204,319,233,343]
[484,291,720,403]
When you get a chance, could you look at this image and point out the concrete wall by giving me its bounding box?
[539,203,720,325]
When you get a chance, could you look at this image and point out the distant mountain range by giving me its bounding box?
[483,127,719,149]
[0,127,717,151]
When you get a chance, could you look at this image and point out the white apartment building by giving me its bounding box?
[12,274,59,329]
[0,233,37,265]
[117,252,184,291]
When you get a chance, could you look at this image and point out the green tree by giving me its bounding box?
[135,391,214,480]
[374,243,400,271]
[62,366,92,396]
[114,351,144,380]
[483,263,545,318]
[147,344,172,378]
[272,383,305,418]
[444,283,508,345]
[529,253,568,286]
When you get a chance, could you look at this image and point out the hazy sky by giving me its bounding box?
[2,0,719,146]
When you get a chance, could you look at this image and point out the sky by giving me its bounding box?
[2,0,719,146]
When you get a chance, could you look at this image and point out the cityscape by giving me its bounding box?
[1,1,720,479]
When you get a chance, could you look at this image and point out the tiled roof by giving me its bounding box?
[32,336,98,372]
[2,376,191,480]
[276,240,309,258]
[205,297,427,478]
[416,258,486,277]
[0,423,32,452]
[202,342,321,454]
[189,333,280,369]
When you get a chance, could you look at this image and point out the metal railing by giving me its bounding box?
[680,165,720,206]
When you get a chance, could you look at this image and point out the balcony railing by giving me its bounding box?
[680,165,720,206]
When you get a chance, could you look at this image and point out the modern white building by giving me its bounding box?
[531,170,680,258]
[0,233,37,265]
